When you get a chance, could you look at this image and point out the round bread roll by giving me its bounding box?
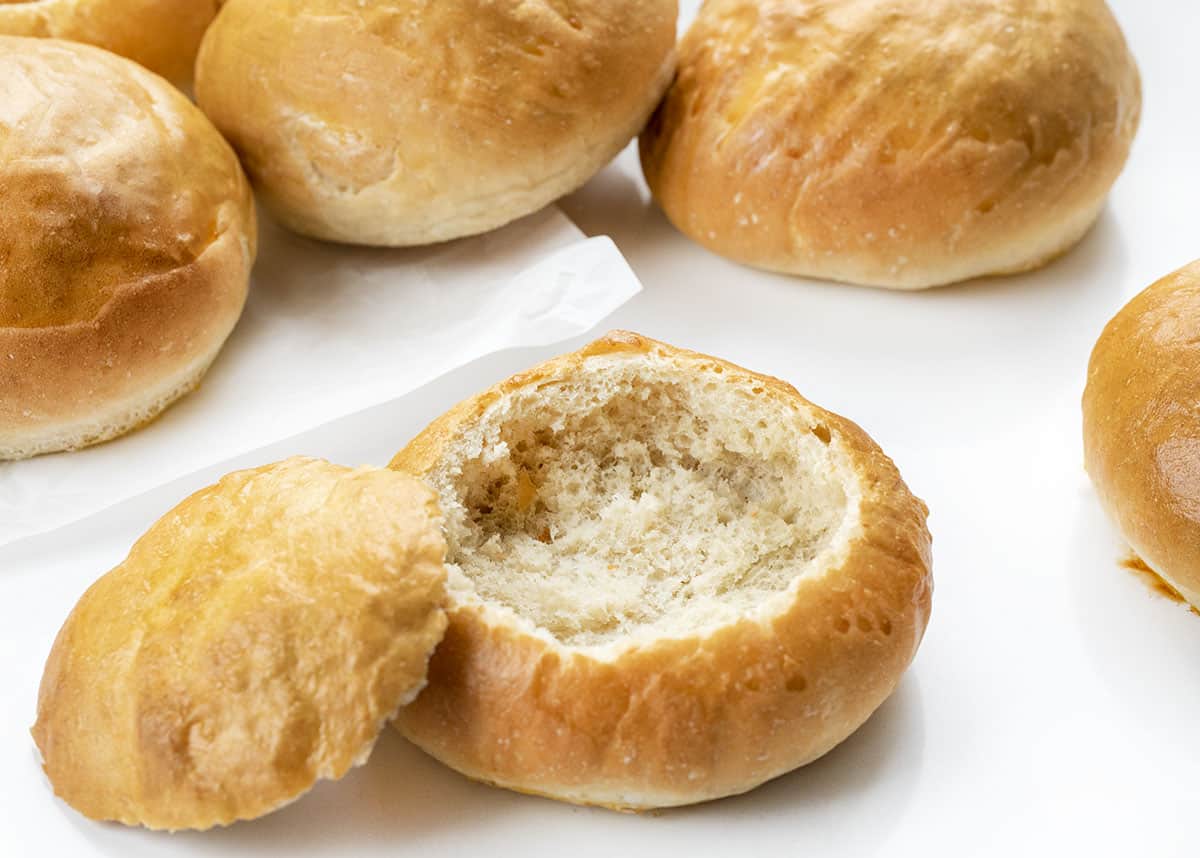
[194,0,677,246]
[0,0,220,84]
[32,457,448,831]
[1084,260,1200,610]
[390,332,932,809]
[0,37,255,461]
[640,0,1142,290]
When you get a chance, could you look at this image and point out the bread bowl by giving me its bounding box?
[195,0,678,246]
[390,332,933,809]
[32,457,448,830]
[1084,260,1200,610]
[640,0,1142,289]
[0,0,220,85]
[0,37,256,460]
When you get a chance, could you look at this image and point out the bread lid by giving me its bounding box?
[31,456,449,831]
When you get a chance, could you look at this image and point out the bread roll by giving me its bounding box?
[1084,260,1200,610]
[640,0,1141,289]
[194,0,677,246]
[32,457,448,831]
[0,37,255,461]
[390,332,932,809]
[0,0,219,85]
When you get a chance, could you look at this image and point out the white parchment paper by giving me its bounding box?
[0,206,641,547]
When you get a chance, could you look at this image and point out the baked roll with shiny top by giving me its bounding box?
[196,0,677,246]
[641,0,1141,289]
[1084,260,1200,611]
[0,37,255,460]
[0,0,220,85]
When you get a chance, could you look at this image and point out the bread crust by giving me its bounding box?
[0,0,219,84]
[640,0,1141,289]
[1084,260,1200,609]
[0,37,256,460]
[32,457,449,831]
[390,332,932,809]
[195,0,677,246]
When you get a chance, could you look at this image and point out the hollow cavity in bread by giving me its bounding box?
[426,356,855,648]
[392,333,931,809]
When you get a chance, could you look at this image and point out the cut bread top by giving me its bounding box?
[33,457,448,830]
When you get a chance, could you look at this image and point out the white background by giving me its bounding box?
[3,0,1198,854]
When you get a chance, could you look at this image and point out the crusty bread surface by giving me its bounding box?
[195,0,677,246]
[0,0,219,84]
[1084,260,1200,610]
[390,331,933,809]
[32,457,449,831]
[0,37,256,460]
[640,0,1141,289]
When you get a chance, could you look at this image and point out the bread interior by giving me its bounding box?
[428,355,857,647]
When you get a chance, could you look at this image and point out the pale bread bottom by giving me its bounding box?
[0,343,223,461]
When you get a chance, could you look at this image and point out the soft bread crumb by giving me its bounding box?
[426,356,852,647]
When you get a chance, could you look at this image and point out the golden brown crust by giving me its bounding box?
[640,0,1141,289]
[31,457,449,831]
[195,0,677,246]
[0,37,256,459]
[0,0,219,84]
[1084,260,1200,609]
[391,332,932,809]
